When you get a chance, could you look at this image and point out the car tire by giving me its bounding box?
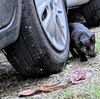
[4,0,70,77]
[80,0,100,26]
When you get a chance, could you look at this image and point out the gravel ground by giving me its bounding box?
[0,26,100,99]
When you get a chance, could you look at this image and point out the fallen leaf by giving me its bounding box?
[19,82,64,97]
[19,70,93,97]
[70,70,93,84]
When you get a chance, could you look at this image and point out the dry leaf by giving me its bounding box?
[19,82,64,97]
[19,70,93,97]
[70,70,93,84]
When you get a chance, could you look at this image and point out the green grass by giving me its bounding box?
[55,86,100,99]
[61,89,89,99]
[91,87,100,99]
[95,37,100,52]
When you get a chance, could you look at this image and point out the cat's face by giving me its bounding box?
[76,34,96,57]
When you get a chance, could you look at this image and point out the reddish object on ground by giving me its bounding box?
[19,70,93,97]
[70,70,93,84]
[19,82,64,97]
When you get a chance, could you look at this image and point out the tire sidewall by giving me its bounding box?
[27,0,70,64]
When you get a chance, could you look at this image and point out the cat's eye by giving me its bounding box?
[91,47,93,49]
[83,48,86,51]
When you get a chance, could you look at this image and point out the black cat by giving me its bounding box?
[69,22,96,62]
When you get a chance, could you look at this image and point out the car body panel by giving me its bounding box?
[0,0,22,50]
[65,0,90,7]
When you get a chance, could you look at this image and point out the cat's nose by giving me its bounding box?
[89,52,96,58]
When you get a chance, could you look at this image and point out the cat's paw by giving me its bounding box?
[72,54,79,58]
[80,57,88,62]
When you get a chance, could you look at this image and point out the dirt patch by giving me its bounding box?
[0,26,100,99]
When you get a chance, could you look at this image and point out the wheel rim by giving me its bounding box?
[34,0,68,51]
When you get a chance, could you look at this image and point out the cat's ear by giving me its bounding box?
[76,40,83,47]
[90,34,95,44]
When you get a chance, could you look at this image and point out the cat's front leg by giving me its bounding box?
[80,55,87,62]
[70,48,79,58]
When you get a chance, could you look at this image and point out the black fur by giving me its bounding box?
[69,22,96,62]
